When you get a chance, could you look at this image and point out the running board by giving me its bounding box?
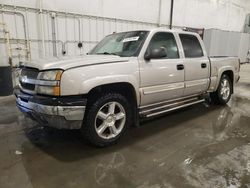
[140,98,205,118]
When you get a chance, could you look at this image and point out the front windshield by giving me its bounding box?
[89,31,149,57]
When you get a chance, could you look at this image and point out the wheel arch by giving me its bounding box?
[87,82,139,107]
[215,69,234,93]
[86,82,139,127]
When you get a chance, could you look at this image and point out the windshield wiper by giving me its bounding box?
[96,52,120,56]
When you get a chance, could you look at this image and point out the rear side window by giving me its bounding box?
[148,32,179,59]
[179,34,204,58]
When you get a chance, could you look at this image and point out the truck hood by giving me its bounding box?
[21,55,130,70]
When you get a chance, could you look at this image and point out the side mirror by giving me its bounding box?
[144,47,167,61]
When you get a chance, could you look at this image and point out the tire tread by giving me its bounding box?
[82,93,131,147]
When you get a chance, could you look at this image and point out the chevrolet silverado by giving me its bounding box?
[15,28,240,146]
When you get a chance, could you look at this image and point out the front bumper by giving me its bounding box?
[15,88,87,129]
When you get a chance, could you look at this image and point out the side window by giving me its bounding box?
[179,34,204,58]
[148,32,179,59]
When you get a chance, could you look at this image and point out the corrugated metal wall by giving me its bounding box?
[0,4,173,67]
[1,1,250,67]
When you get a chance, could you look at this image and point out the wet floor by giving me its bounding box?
[1,65,250,188]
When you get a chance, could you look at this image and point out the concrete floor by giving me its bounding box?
[1,65,250,188]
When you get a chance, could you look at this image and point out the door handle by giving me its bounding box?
[177,64,184,70]
[201,63,207,68]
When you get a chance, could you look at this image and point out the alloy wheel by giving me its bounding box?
[94,102,126,139]
[220,79,230,100]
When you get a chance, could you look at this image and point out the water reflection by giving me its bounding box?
[17,95,250,188]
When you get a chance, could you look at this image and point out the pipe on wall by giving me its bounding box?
[38,0,46,57]
[170,0,174,29]
[158,0,162,27]
[56,14,81,55]
[0,10,30,61]
[0,11,28,47]
[50,12,57,57]
[0,22,12,66]
[0,3,185,60]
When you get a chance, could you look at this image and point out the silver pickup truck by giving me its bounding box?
[15,28,240,146]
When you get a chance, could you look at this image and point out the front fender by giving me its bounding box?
[60,61,140,102]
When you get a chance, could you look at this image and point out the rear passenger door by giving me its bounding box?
[179,34,210,96]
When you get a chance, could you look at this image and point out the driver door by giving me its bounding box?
[139,32,185,106]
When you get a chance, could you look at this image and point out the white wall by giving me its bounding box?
[0,0,250,67]
[2,0,250,31]
[1,0,250,87]
[204,29,250,62]
[173,0,250,32]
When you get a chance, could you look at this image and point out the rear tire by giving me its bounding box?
[81,93,132,147]
[211,74,232,105]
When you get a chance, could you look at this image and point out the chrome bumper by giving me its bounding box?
[15,89,86,129]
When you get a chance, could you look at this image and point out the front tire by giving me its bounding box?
[82,93,132,147]
[211,74,232,105]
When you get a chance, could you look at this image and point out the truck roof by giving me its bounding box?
[151,27,198,34]
[117,27,200,37]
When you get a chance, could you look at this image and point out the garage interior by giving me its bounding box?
[1,0,250,187]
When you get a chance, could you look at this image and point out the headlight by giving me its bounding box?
[37,86,58,96]
[38,70,63,81]
[36,70,63,96]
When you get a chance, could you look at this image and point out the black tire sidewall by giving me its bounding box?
[82,93,132,147]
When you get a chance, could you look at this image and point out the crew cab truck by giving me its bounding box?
[15,28,240,146]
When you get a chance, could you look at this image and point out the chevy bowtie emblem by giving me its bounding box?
[21,76,28,83]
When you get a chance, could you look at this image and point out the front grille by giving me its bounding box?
[20,82,35,90]
[20,68,39,92]
[21,68,39,79]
